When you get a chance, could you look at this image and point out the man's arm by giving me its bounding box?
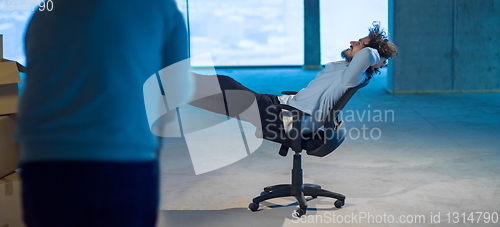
[342,47,380,88]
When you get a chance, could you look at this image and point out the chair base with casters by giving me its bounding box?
[247,79,370,217]
[248,149,345,216]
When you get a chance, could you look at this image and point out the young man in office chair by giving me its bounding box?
[189,22,398,137]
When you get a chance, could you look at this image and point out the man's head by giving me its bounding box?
[341,21,398,77]
[341,36,371,61]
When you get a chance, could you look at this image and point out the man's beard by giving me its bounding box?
[341,49,353,62]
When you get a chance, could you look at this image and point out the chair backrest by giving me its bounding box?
[331,79,370,115]
[305,78,370,157]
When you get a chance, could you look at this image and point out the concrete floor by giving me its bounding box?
[156,68,500,227]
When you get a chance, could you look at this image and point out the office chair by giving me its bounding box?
[248,79,370,217]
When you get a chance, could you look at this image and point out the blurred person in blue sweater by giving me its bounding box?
[15,0,192,226]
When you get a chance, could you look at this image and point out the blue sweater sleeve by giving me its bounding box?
[342,47,380,88]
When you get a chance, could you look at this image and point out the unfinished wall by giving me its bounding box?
[388,0,500,93]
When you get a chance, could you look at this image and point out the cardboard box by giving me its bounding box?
[0,34,25,116]
[0,171,25,227]
[0,115,18,179]
[0,61,23,115]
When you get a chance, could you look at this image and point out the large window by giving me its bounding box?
[0,6,35,65]
[1,1,387,67]
[185,0,304,66]
[320,0,388,64]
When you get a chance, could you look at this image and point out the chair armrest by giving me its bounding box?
[281,91,298,95]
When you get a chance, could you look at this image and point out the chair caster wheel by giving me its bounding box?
[248,202,259,211]
[260,191,269,196]
[294,208,306,217]
[311,195,318,198]
[334,199,344,208]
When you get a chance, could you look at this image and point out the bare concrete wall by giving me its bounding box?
[388,0,500,93]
